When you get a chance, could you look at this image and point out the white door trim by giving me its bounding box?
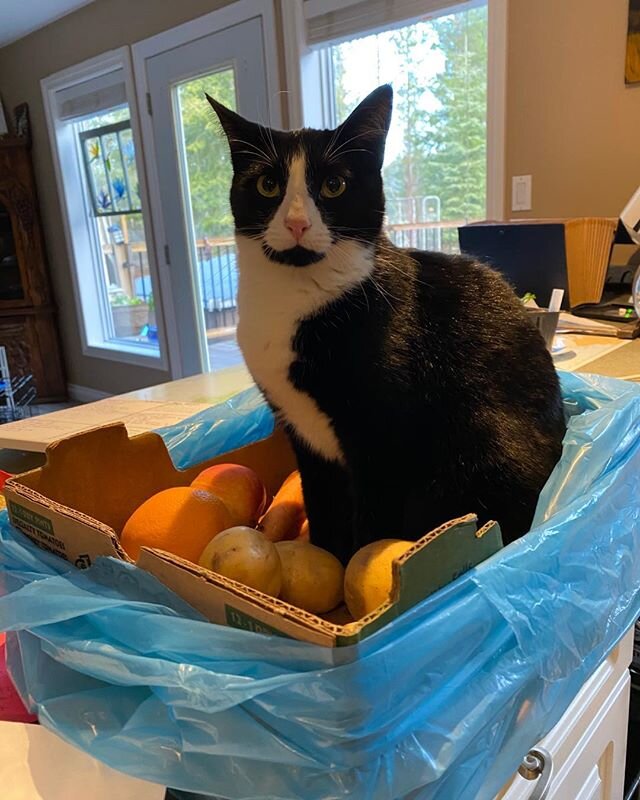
[279,0,306,129]
[132,0,282,379]
[486,0,508,221]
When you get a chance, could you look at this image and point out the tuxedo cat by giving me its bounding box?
[208,85,565,564]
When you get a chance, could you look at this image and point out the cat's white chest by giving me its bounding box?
[236,240,355,463]
[240,321,344,463]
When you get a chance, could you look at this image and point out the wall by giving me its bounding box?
[0,0,235,396]
[506,0,640,220]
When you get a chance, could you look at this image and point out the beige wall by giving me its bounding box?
[506,0,640,219]
[0,0,234,396]
[1,0,637,394]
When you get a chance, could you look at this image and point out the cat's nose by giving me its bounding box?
[285,217,311,242]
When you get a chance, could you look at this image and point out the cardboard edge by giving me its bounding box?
[137,547,344,647]
[4,479,130,566]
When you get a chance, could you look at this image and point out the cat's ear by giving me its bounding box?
[206,94,266,169]
[335,84,393,168]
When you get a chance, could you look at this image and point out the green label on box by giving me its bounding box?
[9,502,54,535]
[225,606,289,638]
[8,501,67,560]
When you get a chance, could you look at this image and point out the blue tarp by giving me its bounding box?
[0,372,639,800]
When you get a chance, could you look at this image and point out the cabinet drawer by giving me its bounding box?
[498,629,633,800]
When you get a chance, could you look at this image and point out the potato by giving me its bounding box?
[344,539,413,619]
[199,526,282,597]
[276,541,344,614]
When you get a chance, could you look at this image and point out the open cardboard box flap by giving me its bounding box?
[4,423,502,646]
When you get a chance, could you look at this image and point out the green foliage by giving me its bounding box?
[332,47,351,123]
[384,7,488,222]
[178,71,236,239]
[110,291,144,307]
[383,24,433,201]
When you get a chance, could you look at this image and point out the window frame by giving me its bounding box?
[41,47,169,370]
[280,0,507,219]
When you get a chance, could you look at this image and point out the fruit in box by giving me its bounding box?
[259,470,306,542]
[344,539,413,619]
[198,526,282,597]
[321,604,355,625]
[276,540,344,614]
[191,464,269,527]
[120,486,233,561]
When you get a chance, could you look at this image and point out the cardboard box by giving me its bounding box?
[4,424,503,647]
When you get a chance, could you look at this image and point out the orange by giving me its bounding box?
[120,486,233,562]
[258,470,307,542]
[191,463,268,526]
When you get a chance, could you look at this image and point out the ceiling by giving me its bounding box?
[0,0,96,48]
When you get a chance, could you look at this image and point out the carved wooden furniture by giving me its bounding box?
[0,137,65,401]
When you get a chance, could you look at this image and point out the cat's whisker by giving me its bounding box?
[233,151,273,167]
[322,124,344,160]
[258,124,278,163]
[266,125,279,161]
[255,110,279,160]
[325,128,387,162]
[229,137,274,165]
[327,148,371,161]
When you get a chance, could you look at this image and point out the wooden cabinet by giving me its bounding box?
[0,137,65,400]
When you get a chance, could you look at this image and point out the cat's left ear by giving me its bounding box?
[206,94,265,169]
[335,84,393,169]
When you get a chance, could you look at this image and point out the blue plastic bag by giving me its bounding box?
[155,384,274,469]
[1,371,640,800]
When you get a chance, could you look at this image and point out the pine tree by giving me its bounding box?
[421,7,488,222]
[384,7,488,233]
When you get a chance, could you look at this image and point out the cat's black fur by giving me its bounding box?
[209,86,566,564]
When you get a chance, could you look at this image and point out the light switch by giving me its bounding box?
[512,175,532,212]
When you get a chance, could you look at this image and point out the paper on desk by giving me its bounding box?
[0,721,165,800]
[557,311,621,336]
[0,399,214,453]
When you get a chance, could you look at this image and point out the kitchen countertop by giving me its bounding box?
[0,334,637,474]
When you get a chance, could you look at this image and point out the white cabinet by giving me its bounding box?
[498,629,633,800]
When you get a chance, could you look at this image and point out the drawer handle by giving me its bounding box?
[518,747,553,800]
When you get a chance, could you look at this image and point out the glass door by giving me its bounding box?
[145,17,271,376]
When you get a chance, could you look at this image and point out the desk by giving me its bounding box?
[0,365,252,455]
[554,333,640,377]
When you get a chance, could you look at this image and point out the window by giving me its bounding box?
[42,51,163,365]
[305,0,489,253]
[174,70,241,358]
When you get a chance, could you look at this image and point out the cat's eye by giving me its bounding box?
[257,175,280,198]
[321,175,347,198]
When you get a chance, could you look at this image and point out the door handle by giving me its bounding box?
[517,746,553,800]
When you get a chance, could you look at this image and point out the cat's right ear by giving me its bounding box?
[206,94,263,169]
